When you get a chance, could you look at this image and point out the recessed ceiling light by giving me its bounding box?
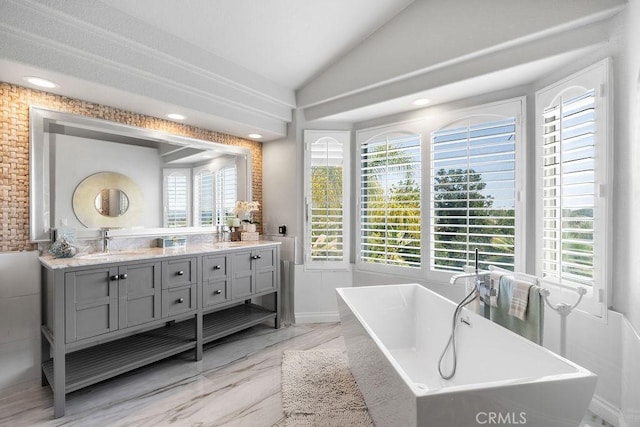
[412,98,430,106]
[166,113,186,120]
[248,133,262,139]
[24,76,58,89]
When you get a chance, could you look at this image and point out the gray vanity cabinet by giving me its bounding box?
[161,257,198,317]
[254,246,277,293]
[64,261,162,342]
[119,262,162,328]
[230,246,278,298]
[230,250,254,299]
[64,266,119,343]
[40,242,280,419]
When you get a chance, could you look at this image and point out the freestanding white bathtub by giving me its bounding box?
[336,284,597,427]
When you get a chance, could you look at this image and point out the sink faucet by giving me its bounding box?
[100,228,112,253]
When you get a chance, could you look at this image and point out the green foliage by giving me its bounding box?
[310,166,344,260]
[433,168,515,272]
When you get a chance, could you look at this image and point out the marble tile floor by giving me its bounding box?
[0,322,343,427]
[0,321,615,427]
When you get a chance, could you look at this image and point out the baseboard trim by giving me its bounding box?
[294,311,339,323]
[590,394,626,427]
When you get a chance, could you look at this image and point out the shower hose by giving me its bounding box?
[437,279,480,380]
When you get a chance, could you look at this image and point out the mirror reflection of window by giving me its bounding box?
[163,169,191,227]
[193,161,238,228]
[216,164,237,226]
[195,169,215,227]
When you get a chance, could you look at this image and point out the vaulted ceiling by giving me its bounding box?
[0,0,627,141]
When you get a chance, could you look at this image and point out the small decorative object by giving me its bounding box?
[157,236,187,248]
[240,231,259,241]
[233,200,260,232]
[48,236,78,258]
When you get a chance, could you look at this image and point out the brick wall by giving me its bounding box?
[0,82,262,252]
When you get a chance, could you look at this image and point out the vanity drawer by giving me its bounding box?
[162,285,196,317]
[204,280,230,307]
[162,257,197,289]
[203,254,228,281]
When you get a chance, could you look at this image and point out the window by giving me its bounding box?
[304,130,350,269]
[357,123,422,272]
[163,168,191,227]
[536,59,611,317]
[431,117,518,272]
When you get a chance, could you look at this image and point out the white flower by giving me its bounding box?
[233,200,260,215]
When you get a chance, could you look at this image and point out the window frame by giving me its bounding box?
[535,59,612,319]
[426,98,527,284]
[303,130,351,270]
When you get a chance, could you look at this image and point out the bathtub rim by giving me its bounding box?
[336,283,597,397]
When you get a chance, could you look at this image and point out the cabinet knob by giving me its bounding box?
[176,270,185,276]
[110,275,119,281]
[119,273,128,280]
[177,298,185,303]
[251,255,262,260]
[214,289,222,295]
[213,265,222,270]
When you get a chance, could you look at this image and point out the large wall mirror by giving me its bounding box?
[29,106,252,241]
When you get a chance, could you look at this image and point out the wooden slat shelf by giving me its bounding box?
[43,323,197,393]
[202,304,276,344]
[42,304,276,394]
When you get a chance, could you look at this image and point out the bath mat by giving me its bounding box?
[281,349,374,426]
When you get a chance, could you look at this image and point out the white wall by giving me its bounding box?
[0,252,41,392]
[614,0,640,336]
[53,134,162,233]
[622,320,640,425]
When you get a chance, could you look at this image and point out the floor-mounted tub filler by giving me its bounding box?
[336,284,596,427]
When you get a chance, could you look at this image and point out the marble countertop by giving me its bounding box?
[40,240,281,269]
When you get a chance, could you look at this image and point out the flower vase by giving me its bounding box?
[244,223,256,233]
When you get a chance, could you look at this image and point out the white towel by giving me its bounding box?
[489,271,505,307]
[508,279,533,320]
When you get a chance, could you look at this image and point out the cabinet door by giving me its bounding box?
[254,247,278,294]
[162,257,197,289]
[65,267,118,343]
[162,285,197,317]
[230,251,253,299]
[118,262,161,328]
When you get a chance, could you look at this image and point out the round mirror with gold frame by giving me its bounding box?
[73,172,143,228]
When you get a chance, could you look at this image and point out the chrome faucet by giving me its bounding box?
[448,249,494,318]
[100,228,112,253]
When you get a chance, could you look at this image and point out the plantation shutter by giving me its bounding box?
[430,118,516,272]
[542,90,596,287]
[308,137,345,262]
[360,133,421,268]
[216,164,237,226]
